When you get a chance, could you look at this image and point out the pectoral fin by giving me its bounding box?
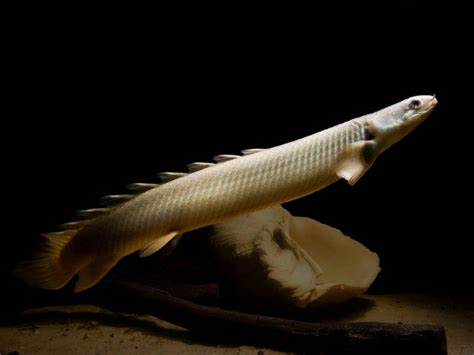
[337,141,376,186]
[139,231,181,258]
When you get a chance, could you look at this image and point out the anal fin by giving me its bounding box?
[337,141,376,186]
[74,257,118,293]
[139,231,181,258]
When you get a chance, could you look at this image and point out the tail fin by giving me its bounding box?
[15,232,77,290]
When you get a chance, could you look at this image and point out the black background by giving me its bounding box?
[2,1,472,295]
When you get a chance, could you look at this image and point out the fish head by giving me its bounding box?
[367,95,438,154]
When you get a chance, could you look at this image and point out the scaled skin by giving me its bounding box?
[16,96,437,292]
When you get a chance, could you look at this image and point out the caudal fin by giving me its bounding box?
[15,232,77,290]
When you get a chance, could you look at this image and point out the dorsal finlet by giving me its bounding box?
[241,148,266,155]
[157,172,188,182]
[53,147,265,238]
[187,162,215,172]
[76,208,110,219]
[127,182,160,192]
[213,154,240,163]
[59,220,91,230]
[100,194,135,206]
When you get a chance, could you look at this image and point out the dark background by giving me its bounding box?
[2,1,472,297]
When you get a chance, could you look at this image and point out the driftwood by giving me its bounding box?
[4,275,447,354]
[73,280,446,355]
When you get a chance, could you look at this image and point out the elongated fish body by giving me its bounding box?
[84,119,366,249]
[17,95,437,292]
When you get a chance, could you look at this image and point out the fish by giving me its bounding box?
[15,95,437,292]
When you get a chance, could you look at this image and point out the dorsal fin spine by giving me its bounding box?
[100,194,134,206]
[187,162,215,172]
[127,182,160,192]
[76,208,109,219]
[157,172,188,182]
[241,148,265,155]
[59,220,90,230]
[213,154,240,163]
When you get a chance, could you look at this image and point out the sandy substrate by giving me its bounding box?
[0,294,472,354]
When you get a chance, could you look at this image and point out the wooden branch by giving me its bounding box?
[85,280,447,355]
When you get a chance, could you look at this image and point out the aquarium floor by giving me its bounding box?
[0,293,472,354]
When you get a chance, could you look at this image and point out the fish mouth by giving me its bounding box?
[420,95,438,114]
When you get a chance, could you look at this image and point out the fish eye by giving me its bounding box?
[409,99,422,110]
